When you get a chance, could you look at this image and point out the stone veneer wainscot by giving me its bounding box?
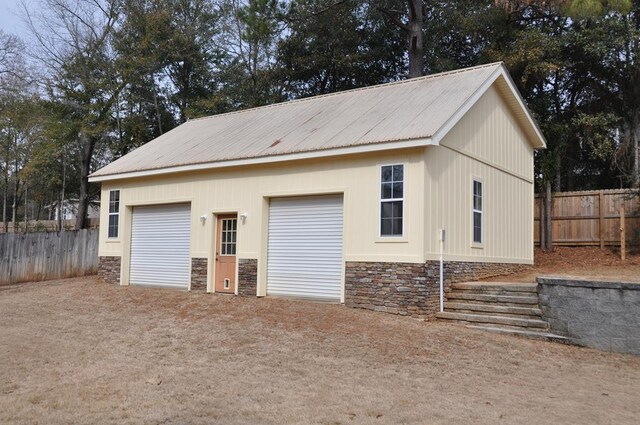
[98,256,121,284]
[345,261,528,319]
[237,258,258,296]
[191,258,208,291]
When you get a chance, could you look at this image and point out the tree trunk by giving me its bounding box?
[544,179,553,251]
[632,113,639,188]
[407,0,424,78]
[380,0,425,79]
[75,133,96,230]
[59,151,66,232]
[540,194,546,250]
[11,161,18,224]
[2,165,7,233]
[24,182,27,234]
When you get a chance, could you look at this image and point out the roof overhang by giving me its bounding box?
[433,64,546,149]
[88,137,435,183]
[90,63,546,183]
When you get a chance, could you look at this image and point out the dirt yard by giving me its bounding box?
[1,278,639,424]
[491,246,640,283]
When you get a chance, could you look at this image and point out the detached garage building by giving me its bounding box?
[91,63,546,317]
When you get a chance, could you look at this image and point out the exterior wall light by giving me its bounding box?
[200,215,207,225]
[240,213,248,223]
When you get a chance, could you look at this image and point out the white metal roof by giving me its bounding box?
[90,62,546,182]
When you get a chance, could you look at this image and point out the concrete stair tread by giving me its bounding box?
[446,292,539,304]
[452,282,537,292]
[436,311,548,328]
[465,325,570,344]
[445,302,542,316]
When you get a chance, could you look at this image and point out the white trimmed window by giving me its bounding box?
[380,164,404,237]
[108,190,120,239]
[472,180,483,244]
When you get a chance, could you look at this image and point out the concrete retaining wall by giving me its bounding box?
[538,277,640,355]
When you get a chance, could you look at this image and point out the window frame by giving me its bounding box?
[219,218,237,256]
[471,178,483,247]
[107,189,120,240]
[379,163,405,238]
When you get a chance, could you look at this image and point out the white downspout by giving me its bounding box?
[439,228,445,313]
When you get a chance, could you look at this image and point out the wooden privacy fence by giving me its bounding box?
[0,229,99,284]
[535,189,640,247]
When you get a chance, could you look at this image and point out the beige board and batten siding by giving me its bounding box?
[98,149,425,295]
[424,85,534,264]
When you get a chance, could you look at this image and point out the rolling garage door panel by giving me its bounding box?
[267,196,343,301]
[130,204,191,288]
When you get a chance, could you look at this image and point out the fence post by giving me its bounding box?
[599,190,605,249]
[539,196,546,249]
[544,180,553,251]
[620,204,626,261]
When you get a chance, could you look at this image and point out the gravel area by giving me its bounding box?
[1,277,639,424]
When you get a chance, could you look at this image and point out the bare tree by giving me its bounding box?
[24,0,124,229]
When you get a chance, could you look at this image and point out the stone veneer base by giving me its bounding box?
[191,258,208,291]
[345,261,529,319]
[98,256,121,284]
[238,259,258,296]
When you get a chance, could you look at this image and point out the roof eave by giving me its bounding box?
[88,137,435,183]
[431,63,547,150]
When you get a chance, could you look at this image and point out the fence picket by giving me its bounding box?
[0,230,99,284]
[535,189,639,246]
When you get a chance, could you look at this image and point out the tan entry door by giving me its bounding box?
[215,215,237,293]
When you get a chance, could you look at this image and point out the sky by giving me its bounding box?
[0,0,33,39]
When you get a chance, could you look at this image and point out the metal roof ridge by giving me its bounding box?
[187,62,505,124]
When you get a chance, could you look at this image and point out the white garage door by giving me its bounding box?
[267,195,344,301]
[130,204,191,289]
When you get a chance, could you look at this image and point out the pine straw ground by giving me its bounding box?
[491,246,640,283]
[1,276,639,424]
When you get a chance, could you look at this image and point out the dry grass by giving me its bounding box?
[1,277,639,424]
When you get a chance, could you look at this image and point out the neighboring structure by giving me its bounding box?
[89,62,546,318]
[45,200,100,221]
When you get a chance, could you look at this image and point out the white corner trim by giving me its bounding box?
[88,138,434,183]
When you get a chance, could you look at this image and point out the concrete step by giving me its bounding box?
[436,311,549,329]
[444,302,542,318]
[445,292,539,305]
[466,325,570,344]
[452,282,537,294]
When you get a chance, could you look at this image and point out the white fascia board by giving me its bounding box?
[88,137,434,183]
[431,65,547,149]
[430,67,503,146]
[498,66,548,149]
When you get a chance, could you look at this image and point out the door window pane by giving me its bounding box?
[221,218,237,255]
